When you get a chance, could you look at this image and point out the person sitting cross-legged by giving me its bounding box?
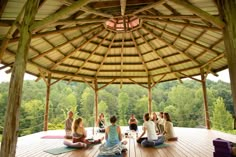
[137,113,165,147]
[128,114,138,131]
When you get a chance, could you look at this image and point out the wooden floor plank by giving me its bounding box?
[1,127,234,157]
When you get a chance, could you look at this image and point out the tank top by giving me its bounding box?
[106,125,120,147]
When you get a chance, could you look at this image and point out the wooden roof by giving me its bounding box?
[0,0,227,84]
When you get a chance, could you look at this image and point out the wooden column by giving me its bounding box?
[0,1,39,157]
[94,79,98,126]
[201,70,210,129]
[216,0,236,121]
[44,73,51,131]
[148,76,152,115]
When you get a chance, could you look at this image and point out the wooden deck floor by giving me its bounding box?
[1,127,236,157]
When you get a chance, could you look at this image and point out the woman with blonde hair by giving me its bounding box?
[72,117,104,144]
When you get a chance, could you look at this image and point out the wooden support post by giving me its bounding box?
[94,79,98,131]
[0,1,39,157]
[201,70,210,129]
[148,76,152,115]
[44,73,51,131]
[216,0,236,125]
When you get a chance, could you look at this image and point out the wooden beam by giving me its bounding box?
[44,73,51,131]
[130,32,149,75]
[75,31,110,75]
[169,0,225,29]
[50,28,105,70]
[31,25,102,60]
[151,74,166,88]
[95,33,116,77]
[30,0,90,31]
[0,62,13,70]
[129,78,148,89]
[98,78,116,91]
[81,6,113,18]
[50,76,67,86]
[216,0,236,118]
[143,18,222,32]
[120,0,127,16]
[132,0,167,15]
[51,18,108,26]
[143,22,221,56]
[94,79,98,132]
[9,24,100,43]
[0,1,39,157]
[137,15,202,20]
[200,69,210,129]
[38,68,49,86]
[82,77,95,90]
[179,72,201,82]
[0,0,8,18]
[0,3,25,63]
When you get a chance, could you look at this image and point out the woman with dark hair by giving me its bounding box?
[97,113,106,132]
[137,113,165,147]
[163,112,175,140]
[128,114,138,131]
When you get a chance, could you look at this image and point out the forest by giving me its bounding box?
[0,78,235,139]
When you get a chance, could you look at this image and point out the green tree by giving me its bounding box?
[118,92,129,125]
[212,97,233,130]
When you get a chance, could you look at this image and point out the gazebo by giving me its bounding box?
[0,0,235,156]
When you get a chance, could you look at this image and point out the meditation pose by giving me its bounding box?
[128,114,138,131]
[97,113,106,132]
[137,113,165,147]
[98,115,127,156]
[64,111,74,139]
[72,117,104,144]
[152,112,159,133]
[163,112,176,141]
[157,112,165,134]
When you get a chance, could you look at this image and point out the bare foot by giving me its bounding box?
[122,140,127,145]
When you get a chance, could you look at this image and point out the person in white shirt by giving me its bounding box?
[163,112,175,140]
[157,112,164,134]
[137,113,165,147]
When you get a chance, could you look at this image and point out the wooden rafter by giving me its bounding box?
[81,6,113,18]
[137,15,202,20]
[75,31,110,75]
[50,28,106,70]
[143,18,221,32]
[120,0,127,16]
[31,25,102,60]
[132,0,167,15]
[82,77,95,90]
[200,53,225,69]
[142,25,201,66]
[9,24,99,43]
[98,78,116,91]
[169,0,224,29]
[0,0,8,18]
[143,22,222,56]
[178,72,201,82]
[50,76,67,86]
[38,68,49,86]
[30,0,90,31]
[0,3,25,62]
[151,74,166,88]
[129,78,148,89]
[0,62,13,70]
[130,32,149,75]
[95,33,116,77]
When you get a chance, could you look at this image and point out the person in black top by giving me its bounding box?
[97,113,106,132]
[128,114,138,131]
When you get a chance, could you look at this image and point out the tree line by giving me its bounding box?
[0,79,235,137]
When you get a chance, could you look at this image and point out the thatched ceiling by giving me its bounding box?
[0,0,226,84]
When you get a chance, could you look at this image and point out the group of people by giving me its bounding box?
[64,111,176,150]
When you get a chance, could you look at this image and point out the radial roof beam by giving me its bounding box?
[132,0,167,15]
[81,6,113,18]
[30,0,90,31]
[120,0,127,16]
[169,0,225,29]
[95,33,116,77]
[50,28,106,70]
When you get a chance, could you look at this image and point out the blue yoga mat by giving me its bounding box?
[44,146,79,155]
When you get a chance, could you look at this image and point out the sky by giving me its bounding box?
[0,64,231,83]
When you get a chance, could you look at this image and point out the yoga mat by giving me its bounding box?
[153,143,169,148]
[41,135,65,139]
[44,146,78,155]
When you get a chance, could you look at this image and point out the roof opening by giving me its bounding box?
[105,16,140,31]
